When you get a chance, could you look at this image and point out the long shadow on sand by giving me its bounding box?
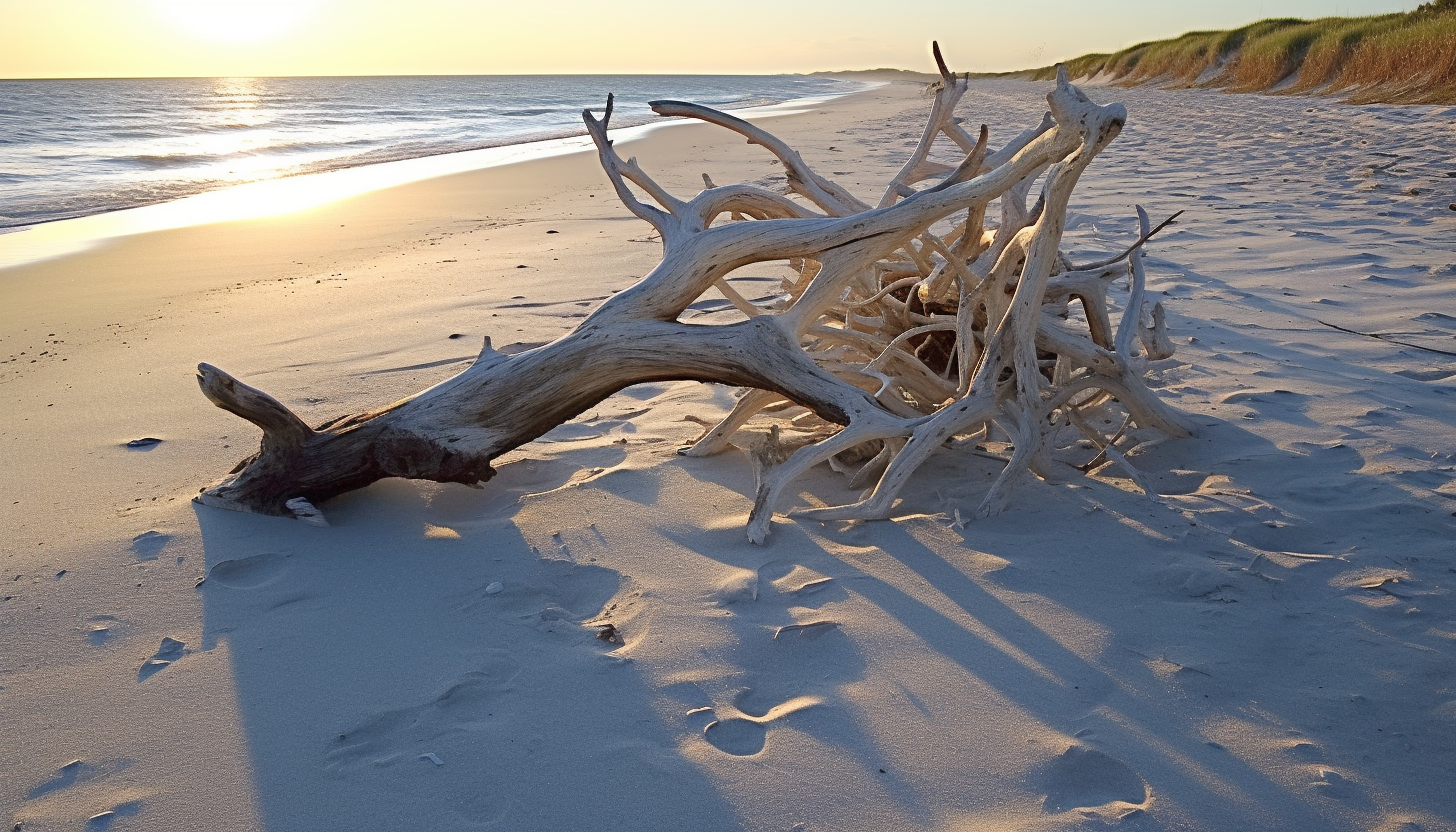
[194,392,1454,831]
[194,470,744,832]
[672,412,1455,829]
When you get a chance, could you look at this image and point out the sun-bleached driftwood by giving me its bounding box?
[195,47,1193,542]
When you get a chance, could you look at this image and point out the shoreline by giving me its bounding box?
[0,81,876,268]
[3,76,1454,832]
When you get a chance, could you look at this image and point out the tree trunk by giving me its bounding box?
[196,52,1193,542]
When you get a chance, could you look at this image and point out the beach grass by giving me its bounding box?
[1012,0,1456,104]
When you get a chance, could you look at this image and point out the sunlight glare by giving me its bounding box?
[154,0,317,44]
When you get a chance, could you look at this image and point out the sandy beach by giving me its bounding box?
[3,79,1455,832]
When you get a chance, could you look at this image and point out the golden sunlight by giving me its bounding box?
[152,0,317,44]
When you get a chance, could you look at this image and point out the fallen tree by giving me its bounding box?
[195,47,1194,542]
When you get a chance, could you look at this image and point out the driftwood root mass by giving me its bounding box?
[196,48,1195,542]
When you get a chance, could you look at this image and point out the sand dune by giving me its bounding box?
[1008,9,1456,106]
[2,79,1454,831]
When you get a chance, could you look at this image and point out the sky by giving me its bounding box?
[0,0,1420,79]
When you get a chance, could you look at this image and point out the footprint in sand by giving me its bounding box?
[1311,767,1376,809]
[765,578,845,648]
[85,800,144,832]
[757,561,844,607]
[695,560,856,756]
[206,553,289,589]
[710,568,759,605]
[702,695,822,757]
[87,615,124,646]
[703,717,766,755]
[708,558,836,609]
[137,637,185,682]
[1041,746,1148,813]
[1282,739,1323,762]
[130,530,170,562]
[327,651,520,770]
[19,760,142,831]
[772,621,840,640]
[26,758,131,799]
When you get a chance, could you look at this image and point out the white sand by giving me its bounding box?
[2,81,1455,832]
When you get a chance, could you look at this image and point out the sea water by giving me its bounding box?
[0,74,863,227]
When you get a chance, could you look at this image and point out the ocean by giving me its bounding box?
[0,74,864,228]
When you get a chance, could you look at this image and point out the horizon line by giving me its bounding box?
[0,69,919,83]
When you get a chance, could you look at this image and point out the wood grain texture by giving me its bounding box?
[196,49,1193,541]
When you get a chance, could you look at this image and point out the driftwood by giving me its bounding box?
[195,47,1194,542]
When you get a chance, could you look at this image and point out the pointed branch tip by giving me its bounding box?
[932,41,953,82]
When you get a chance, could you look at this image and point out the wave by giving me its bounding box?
[128,153,240,169]
[0,74,865,227]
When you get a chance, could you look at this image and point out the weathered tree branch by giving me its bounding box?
[195,52,1193,542]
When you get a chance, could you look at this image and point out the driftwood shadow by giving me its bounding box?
[194,475,743,832]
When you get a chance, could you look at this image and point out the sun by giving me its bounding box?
[153,0,317,44]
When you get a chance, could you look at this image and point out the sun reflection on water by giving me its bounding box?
[0,96,819,271]
[0,131,602,270]
[208,78,269,130]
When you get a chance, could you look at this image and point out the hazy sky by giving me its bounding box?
[0,0,1419,78]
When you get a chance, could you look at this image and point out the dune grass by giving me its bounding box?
[1014,1,1456,104]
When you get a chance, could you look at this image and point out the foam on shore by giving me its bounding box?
[0,89,869,271]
